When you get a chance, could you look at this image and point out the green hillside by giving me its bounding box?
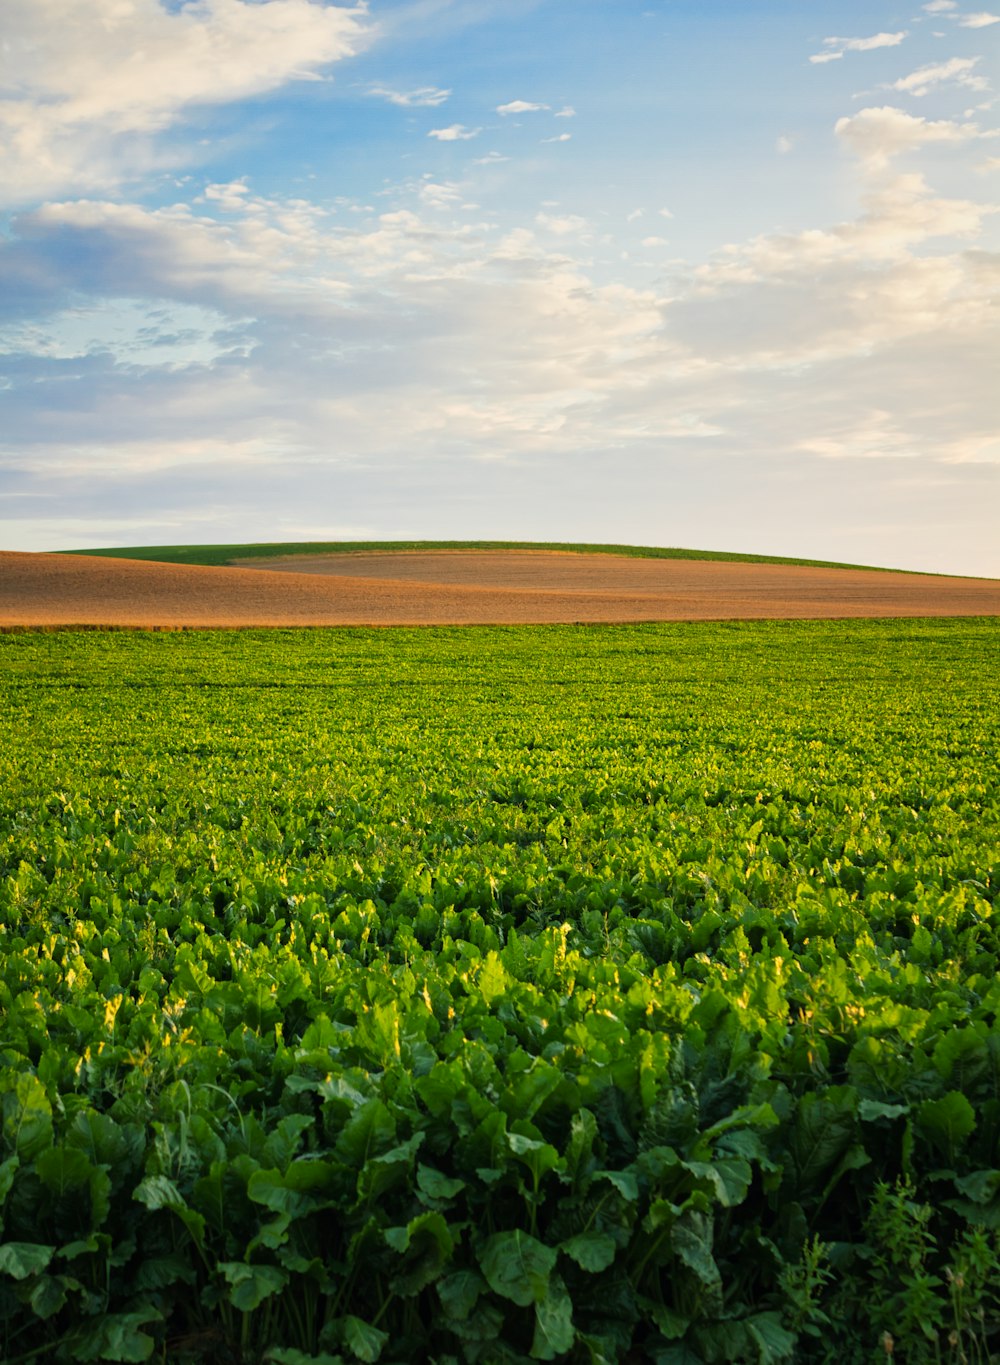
[62,538,910,573]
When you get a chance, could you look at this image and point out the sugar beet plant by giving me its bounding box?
[1,621,1000,1364]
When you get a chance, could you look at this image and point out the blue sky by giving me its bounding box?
[1,0,998,573]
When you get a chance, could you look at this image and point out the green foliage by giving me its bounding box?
[1,620,999,1361]
[59,538,907,572]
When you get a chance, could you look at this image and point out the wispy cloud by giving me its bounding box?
[0,0,371,206]
[369,85,451,107]
[541,133,572,144]
[835,105,987,168]
[497,100,550,115]
[960,12,1000,25]
[889,56,987,96]
[535,211,589,236]
[809,31,907,63]
[923,1,957,10]
[428,124,480,141]
[3,0,998,573]
[555,106,576,118]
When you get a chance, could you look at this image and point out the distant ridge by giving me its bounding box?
[8,549,998,627]
[62,539,921,574]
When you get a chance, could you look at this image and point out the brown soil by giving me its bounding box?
[2,550,999,629]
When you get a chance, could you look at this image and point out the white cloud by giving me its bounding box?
[3,6,998,574]
[428,124,480,141]
[800,412,922,461]
[535,212,589,236]
[4,149,998,575]
[370,85,451,107]
[0,0,370,206]
[541,134,572,143]
[889,56,987,97]
[497,100,550,115]
[776,135,794,154]
[627,209,644,222]
[836,105,985,168]
[810,31,907,62]
[202,180,252,213]
[691,174,992,299]
[923,1,957,10]
[959,11,1000,25]
[555,106,576,118]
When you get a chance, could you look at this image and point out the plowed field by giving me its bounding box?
[2,549,999,628]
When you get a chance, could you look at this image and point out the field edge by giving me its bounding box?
[58,538,936,575]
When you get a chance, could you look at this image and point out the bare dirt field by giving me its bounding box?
[2,549,999,629]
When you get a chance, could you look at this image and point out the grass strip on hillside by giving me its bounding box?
[59,539,918,574]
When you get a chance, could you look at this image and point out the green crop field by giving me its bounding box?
[2,620,999,1364]
[61,539,910,574]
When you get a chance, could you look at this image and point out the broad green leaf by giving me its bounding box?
[954,1169,1000,1203]
[0,1155,19,1204]
[685,1157,752,1208]
[560,1231,617,1273]
[437,1268,485,1321]
[385,1210,454,1296]
[74,1309,160,1362]
[354,1000,402,1066]
[416,1164,466,1202]
[746,1311,797,1362]
[531,1272,575,1360]
[448,1300,506,1344]
[35,1145,93,1194]
[261,1114,315,1171]
[220,1260,288,1311]
[29,1272,69,1319]
[647,1302,688,1340]
[58,1235,101,1261]
[248,1167,315,1218]
[917,1092,976,1160]
[479,1230,557,1306]
[508,1132,562,1184]
[478,951,510,1005]
[342,1315,389,1362]
[133,1174,184,1211]
[564,1108,599,1186]
[671,1213,720,1292]
[66,1110,134,1171]
[594,1169,639,1202]
[132,1252,197,1291]
[501,1061,563,1122]
[858,1099,910,1123]
[359,1132,424,1200]
[133,1175,206,1247]
[2,1075,53,1162]
[334,1098,395,1169]
[784,1089,859,1201]
[0,1242,55,1280]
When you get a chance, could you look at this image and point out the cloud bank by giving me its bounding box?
[1,0,998,573]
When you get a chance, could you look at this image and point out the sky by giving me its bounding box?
[1,0,998,574]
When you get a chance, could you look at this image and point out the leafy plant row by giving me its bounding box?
[1,621,999,1363]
